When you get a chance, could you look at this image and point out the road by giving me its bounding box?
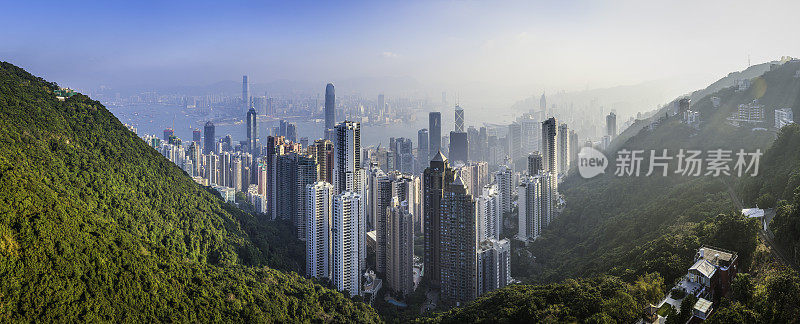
[721,177,799,271]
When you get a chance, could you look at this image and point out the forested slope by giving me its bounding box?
[0,62,379,322]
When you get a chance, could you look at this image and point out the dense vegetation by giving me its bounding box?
[0,62,379,322]
[417,273,664,323]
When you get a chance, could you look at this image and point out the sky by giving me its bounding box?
[3,0,800,107]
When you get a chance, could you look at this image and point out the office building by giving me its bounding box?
[242,75,249,112]
[325,83,336,133]
[429,112,442,161]
[246,107,258,155]
[454,105,464,132]
[306,181,334,279]
[448,131,469,163]
[192,128,201,143]
[417,129,429,170]
[203,122,215,154]
[507,122,522,164]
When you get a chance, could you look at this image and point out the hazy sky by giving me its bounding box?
[3,0,800,104]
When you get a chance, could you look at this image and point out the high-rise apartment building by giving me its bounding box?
[333,121,362,194]
[495,165,514,214]
[528,152,543,175]
[439,172,478,306]
[306,181,334,279]
[477,238,511,296]
[309,139,334,184]
[558,123,570,174]
[386,198,414,297]
[477,184,501,241]
[332,191,362,297]
[423,151,455,286]
[541,117,558,174]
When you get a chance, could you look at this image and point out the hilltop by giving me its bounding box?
[0,62,380,322]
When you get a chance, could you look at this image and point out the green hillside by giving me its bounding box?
[0,62,379,322]
[423,63,800,323]
[517,60,800,286]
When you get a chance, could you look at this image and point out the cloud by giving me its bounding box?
[381,51,400,59]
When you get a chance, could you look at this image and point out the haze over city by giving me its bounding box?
[3,1,800,322]
[5,0,800,115]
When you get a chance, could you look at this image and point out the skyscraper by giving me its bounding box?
[333,121,362,194]
[423,151,455,287]
[309,139,334,184]
[528,152,543,175]
[246,107,258,155]
[477,238,511,296]
[386,198,414,297]
[495,165,514,214]
[541,117,558,174]
[439,172,478,306]
[377,93,385,114]
[558,123,570,174]
[428,112,442,161]
[507,122,522,163]
[163,128,174,141]
[203,121,215,155]
[448,131,469,163]
[540,92,547,114]
[417,129,429,170]
[325,83,336,133]
[517,175,542,240]
[332,191,362,297]
[569,130,579,167]
[477,184,501,241]
[192,128,201,143]
[296,154,319,241]
[242,75,249,112]
[606,112,617,137]
[306,181,334,279]
[454,105,464,132]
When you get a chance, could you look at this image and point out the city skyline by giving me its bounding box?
[5,1,800,112]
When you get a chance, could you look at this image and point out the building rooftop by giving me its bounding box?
[742,208,765,218]
[693,298,713,317]
[689,259,717,279]
[697,246,737,267]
